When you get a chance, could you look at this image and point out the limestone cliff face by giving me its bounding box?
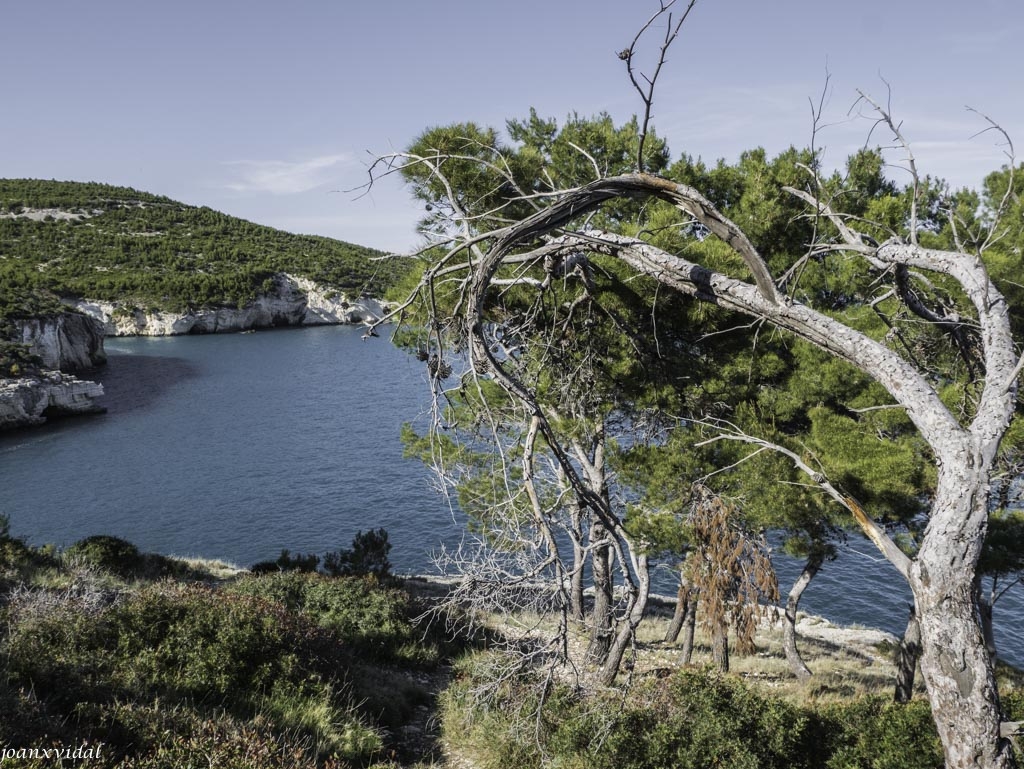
[0,372,105,430]
[12,312,107,372]
[71,274,388,336]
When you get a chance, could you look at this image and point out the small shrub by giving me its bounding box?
[229,571,438,666]
[1,516,37,574]
[135,552,216,581]
[0,341,43,378]
[0,678,69,747]
[251,548,320,574]
[74,700,353,769]
[323,528,392,580]
[819,696,944,769]
[64,535,143,578]
[2,594,120,711]
[254,529,394,579]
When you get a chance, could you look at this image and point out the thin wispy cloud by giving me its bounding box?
[222,153,350,195]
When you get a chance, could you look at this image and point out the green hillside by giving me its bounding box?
[0,179,404,320]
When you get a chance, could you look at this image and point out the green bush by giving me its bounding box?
[0,516,58,588]
[0,340,43,377]
[250,548,321,574]
[1,515,34,572]
[228,571,438,667]
[600,671,817,769]
[323,528,392,579]
[253,529,394,579]
[1,582,383,765]
[59,700,353,769]
[64,535,143,578]
[819,697,943,769]
[438,657,950,769]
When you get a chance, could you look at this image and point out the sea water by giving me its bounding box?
[2,325,1020,666]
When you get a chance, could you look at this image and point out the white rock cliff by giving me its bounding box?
[2,311,108,430]
[0,372,105,430]
[12,312,107,371]
[71,274,388,336]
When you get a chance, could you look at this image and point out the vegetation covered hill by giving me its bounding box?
[0,179,406,321]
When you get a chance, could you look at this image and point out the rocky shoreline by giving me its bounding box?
[0,372,105,430]
[69,273,388,337]
[1,273,390,430]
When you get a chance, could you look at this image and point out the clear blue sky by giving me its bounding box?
[2,0,1021,252]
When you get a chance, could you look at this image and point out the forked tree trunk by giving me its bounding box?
[894,605,921,703]
[665,579,691,642]
[782,551,823,680]
[599,554,650,686]
[586,520,614,664]
[569,502,586,624]
[679,595,697,664]
[910,476,1015,769]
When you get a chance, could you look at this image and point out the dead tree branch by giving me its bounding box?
[620,0,697,172]
[692,424,912,579]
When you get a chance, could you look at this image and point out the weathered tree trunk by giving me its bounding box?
[711,620,729,672]
[586,519,614,664]
[569,498,586,624]
[679,595,697,664]
[910,475,1015,769]
[577,424,626,667]
[981,600,998,661]
[599,554,650,686]
[894,605,921,703]
[665,579,690,643]
[977,576,998,661]
[783,551,823,680]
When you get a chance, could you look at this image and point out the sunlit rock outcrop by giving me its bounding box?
[71,274,387,336]
[0,372,105,430]
[12,312,107,371]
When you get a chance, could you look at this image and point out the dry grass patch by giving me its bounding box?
[168,555,247,580]
[414,578,923,706]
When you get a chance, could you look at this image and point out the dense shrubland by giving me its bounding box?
[439,653,949,769]
[2,517,1023,767]
[439,632,1024,769]
[0,519,454,768]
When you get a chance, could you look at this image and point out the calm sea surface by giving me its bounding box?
[2,325,1021,666]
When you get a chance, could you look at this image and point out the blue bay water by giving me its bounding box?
[0,327,464,573]
[1,325,1021,667]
